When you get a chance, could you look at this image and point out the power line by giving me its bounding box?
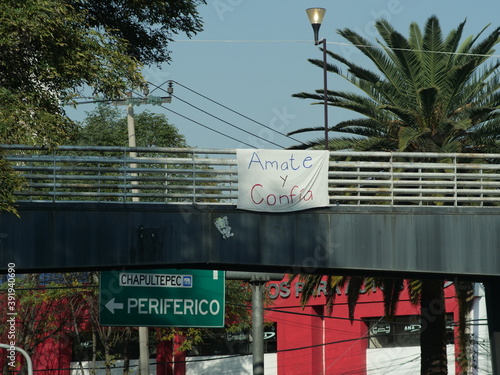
[171,39,500,59]
[71,87,258,148]
[325,315,386,371]
[169,80,307,146]
[159,103,257,148]
[148,81,288,148]
[6,285,488,328]
[170,93,286,148]
[124,87,259,148]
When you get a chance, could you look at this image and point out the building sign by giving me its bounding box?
[268,280,454,300]
[99,269,225,328]
[267,280,381,300]
[118,272,193,288]
[236,149,329,212]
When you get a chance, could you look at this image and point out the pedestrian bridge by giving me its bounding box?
[1,145,500,279]
[2,144,500,373]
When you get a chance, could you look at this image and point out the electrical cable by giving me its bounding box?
[7,303,490,372]
[171,39,500,59]
[168,80,308,146]
[148,79,171,94]
[158,103,257,148]
[4,285,488,327]
[170,93,286,148]
[230,299,474,327]
[70,87,262,148]
[325,315,386,371]
[146,81,289,148]
[128,88,260,148]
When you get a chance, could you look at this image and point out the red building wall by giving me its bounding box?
[265,278,459,375]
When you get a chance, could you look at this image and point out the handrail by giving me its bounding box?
[3,145,500,207]
[0,343,33,375]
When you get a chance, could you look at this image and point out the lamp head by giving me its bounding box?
[306,8,326,44]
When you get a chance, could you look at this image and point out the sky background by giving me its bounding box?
[66,0,500,150]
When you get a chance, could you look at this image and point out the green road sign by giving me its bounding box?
[99,269,225,327]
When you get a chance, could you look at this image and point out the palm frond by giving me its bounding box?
[337,28,404,92]
[421,18,450,90]
[387,29,423,92]
[297,274,324,308]
[287,137,327,150]
[381,278,405,318]
[418,86,440,125]
[325,276,349,315]
[307,58,342,75]
[325,50,383,86]
[346,276,365,321]
[407,279,421,306]
[287,126,326,136]
[378,103,418,125]
[442,19,466,55]
[398,126,429,151]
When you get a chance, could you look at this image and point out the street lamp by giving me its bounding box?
[306,8,329,151]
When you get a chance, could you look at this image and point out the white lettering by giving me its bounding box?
[184,299,194,315]
[199,300,208,315]
[128,298,138,313]
[126,298,221,316]
[138,298,148,314]
[149,298,159,314]
[174,299,183,314]
[209,300,220,315]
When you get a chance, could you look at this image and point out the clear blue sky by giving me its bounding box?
[67,0,500,149]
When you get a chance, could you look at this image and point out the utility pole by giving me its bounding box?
[126,98,149,375]
[127,101,140,197]
[115,83,173,375]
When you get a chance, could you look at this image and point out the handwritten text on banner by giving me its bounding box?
[237,149,329,212]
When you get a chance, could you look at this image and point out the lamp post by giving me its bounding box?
[306,8,329,151]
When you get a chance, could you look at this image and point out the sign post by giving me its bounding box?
[99,269,225,328]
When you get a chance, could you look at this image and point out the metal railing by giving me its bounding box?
[3,145,500,207]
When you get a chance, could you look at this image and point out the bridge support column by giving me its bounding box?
[484,280,500,375]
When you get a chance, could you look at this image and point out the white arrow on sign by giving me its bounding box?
[105,298,124,314]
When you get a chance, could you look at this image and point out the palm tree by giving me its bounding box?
[291,274,474,374]
[291,15,500,375]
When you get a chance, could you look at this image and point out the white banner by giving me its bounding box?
[237,149,329,212]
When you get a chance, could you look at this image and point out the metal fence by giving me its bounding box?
[3,145,500,206]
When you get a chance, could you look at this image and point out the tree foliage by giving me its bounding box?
[0,0,205,147]
[291,16,500,153]
[72,0,205,66]
[0,0,133,145]
[73,103,188,148]
[291,15,497,375]
[0,151,24,217]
